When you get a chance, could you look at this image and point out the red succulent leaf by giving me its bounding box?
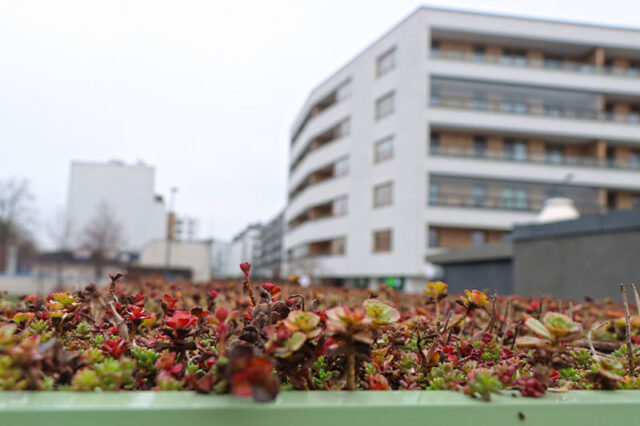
[163,294,178,312]
[155,352,177,371]
[239,262,251,281]
[215,306,229,323]
[166,311,198,330]
[100,337,130,359]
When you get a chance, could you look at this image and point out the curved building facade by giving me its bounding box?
[285,7,640,292]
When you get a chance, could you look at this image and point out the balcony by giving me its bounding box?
[429,94,640,125]
[289,157,349,201]
[431,48,640,78]
[428,175,608,215]
[290,118,349,173]
[429,191,602,215]
[291,79,351,147]
[288,196,347,231]
[430,144,640,171]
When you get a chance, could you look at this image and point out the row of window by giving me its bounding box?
[430,133,640,168]
[431,41,640,76]
[292,45,396,146]
[289,225,502,259]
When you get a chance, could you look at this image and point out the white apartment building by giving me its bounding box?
[284,7,640,293]
[66,160,167,253]
[227,223,262,278]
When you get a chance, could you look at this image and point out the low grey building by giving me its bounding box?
[427,209,640,299]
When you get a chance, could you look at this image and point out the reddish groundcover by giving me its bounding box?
[1,263,639,402]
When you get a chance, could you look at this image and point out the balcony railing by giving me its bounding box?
[430,49,640,78]
[429,191,602,214]
[430,145,640,171]
[429,94,640,124]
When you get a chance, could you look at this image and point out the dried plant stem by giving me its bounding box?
[620,284,635,376]
[631,283,640,318]
[346,345,356,391]
[538,295,545,319]
[500,301,512,344]
[587,321,609,362]
[108,301,130,342]
[105,273,129,342]
[243,280,256,307]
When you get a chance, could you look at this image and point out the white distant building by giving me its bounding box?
[228,223,262,278]
[211,239,232,278]
[172,216,199,241]
[285,7,640,292]
[66,160,167,253]
[139,239,212,282]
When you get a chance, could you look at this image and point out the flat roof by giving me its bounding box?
[512,208,640,241]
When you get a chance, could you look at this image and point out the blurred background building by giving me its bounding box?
[66,160,167,256]
[255,210,284,279]
[227,223,262,277]
[284,7,640,292]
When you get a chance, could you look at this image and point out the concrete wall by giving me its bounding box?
[139,240,212,282]
[441,260,513,295]
[513,230,640,299]
[0,274,92,295]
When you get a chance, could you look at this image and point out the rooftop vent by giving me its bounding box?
[536,197,580,223]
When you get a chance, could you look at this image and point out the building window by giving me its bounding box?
[428,181,439,205]
[331,237,346,255]
[504,140,527,161]
[473,46,485,62]
[375,92,395,120]
[376,47,396,77]
[332,196,348,216]
[471,230,486,247]
[373,229,392,252]
[373,182,393,208]
[430,133,439,155]
[502,188,528,210]
[334,157,349,176]
[546,146,564,165]
[631,151,640,169]
[336,79,352,102]
[472,96,486,110]
[374,136,394,163]
[472,185,486,207]
[428,228,439,247]
[474,137,486,158]
[337,118,351,138]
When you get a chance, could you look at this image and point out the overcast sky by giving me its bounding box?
[1,0,638,246]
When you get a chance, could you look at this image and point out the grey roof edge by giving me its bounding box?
[426,241,513,265]
[512,209,640,241]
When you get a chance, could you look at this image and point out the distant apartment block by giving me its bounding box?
[66,160,167,254]
[255,210,284,279]
[211,239,232,278]
[284,7,640,292]
[228,223,262,278]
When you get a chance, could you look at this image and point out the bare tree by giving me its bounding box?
[81,202,123,281]
[47,208,72,287]
[0,178,35,272]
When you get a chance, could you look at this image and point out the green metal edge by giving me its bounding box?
[0,391,639,426]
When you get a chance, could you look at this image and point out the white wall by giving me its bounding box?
[139,239,212,282]
[66,161,167,253]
